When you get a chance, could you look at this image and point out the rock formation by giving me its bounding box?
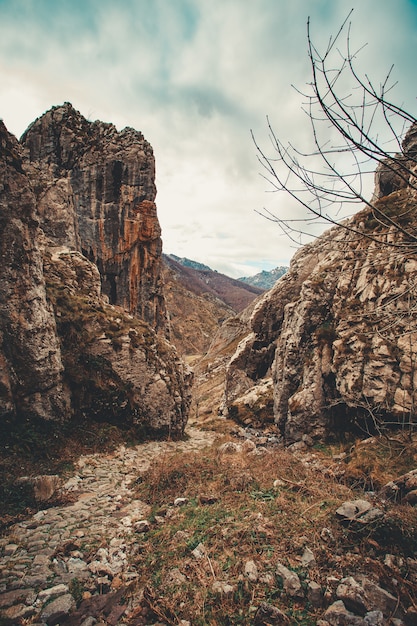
[0,121,70,422]
[0,106,191,435]
[21,102,166,331]
[224,122,417,443]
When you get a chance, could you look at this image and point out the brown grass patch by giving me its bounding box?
[128,439,417,624]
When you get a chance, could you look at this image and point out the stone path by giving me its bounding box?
[0,427,218,625]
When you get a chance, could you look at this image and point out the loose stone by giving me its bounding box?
[4,544,19,556]
[0,427,219,624]
[40,593,76,623]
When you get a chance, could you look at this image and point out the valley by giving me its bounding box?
[1,104,417,624]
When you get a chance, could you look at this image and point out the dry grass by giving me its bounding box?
[338,432,417,490]
[2,414,417,623]
[128,437,417,625]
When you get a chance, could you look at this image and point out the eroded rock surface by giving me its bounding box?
[22,102,166,331]
[0,107,191,434]
[0,121,70,421]
[224,122,417,443]
[44,246,191,434]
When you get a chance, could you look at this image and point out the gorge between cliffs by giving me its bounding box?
[1,104,417,626]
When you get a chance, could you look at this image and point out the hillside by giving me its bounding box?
[168,254,288,292]
[164,254,263,311]
[162,254,263,356]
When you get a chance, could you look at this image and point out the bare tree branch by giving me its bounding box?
[252,11,417,254]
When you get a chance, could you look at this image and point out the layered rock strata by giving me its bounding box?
[0,122,70,421]
[0,108,191,435]
[224,123,417,442]
[22,103,166,331]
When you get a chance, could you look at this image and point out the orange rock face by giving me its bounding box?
[0,107,192,432]
[22,103,167,331]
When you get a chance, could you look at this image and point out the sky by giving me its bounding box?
[1,1,417,277]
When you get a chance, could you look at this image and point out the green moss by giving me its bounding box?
[69,578,85,606]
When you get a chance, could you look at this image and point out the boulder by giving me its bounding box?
[40,593,76,625]
[254,602,289,625]
[323,600,366,625]
[212,581,235,596]
[307,581,323,608]
[16,475,61,502]
[335,500,383,526]
[382,469,417,503]
[336,576,396,617]
[336,500,371,520]
[244,560,259,582]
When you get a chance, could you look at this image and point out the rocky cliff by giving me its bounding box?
[223,123,417,443]
[21,103,166,331]
[0,107,191,436]
[0,122,70,422]
[43,246,190,435]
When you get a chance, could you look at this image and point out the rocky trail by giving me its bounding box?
[0,427,219,625]
[2,423,417,625]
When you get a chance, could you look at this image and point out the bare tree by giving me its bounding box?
[252,9,417,252]
[251,13,417,434]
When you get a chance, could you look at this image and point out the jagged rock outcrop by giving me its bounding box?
[0,109,191,435]
[44,247,191,434]
[192,305,257,422]
[21,103,166,331]
[0,122,70,421]
[224,123,417,443]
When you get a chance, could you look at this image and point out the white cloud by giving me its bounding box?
[1,0,416,277]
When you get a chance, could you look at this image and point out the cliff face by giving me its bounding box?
[224,123,417,443]
[21,103,166,331]
[43,247,191,435]
[0,108,191,435]
[0,122,70,421]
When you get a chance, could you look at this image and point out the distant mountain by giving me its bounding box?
[238,266,288,290]
[164,254,263,310]
[168,254,212,272]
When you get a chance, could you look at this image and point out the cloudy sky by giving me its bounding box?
[1,1,417,277]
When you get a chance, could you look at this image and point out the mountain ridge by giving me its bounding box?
[168,253,288,291]
[238,265,288,289]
